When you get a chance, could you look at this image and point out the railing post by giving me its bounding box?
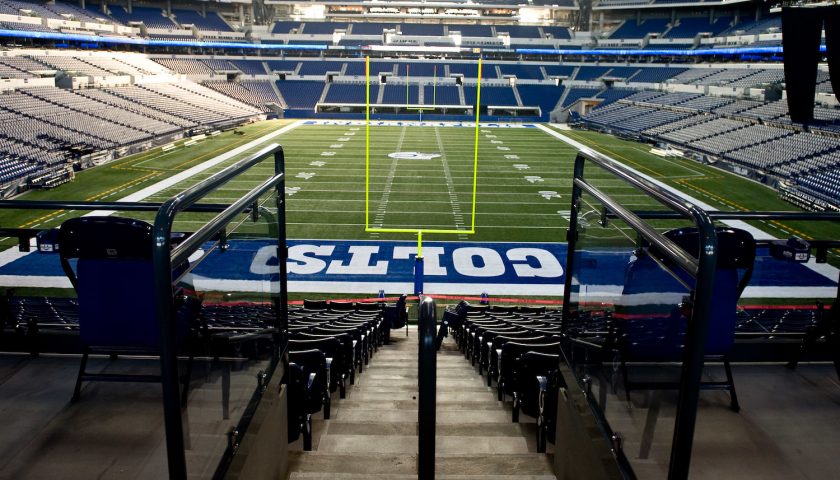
[561,153,585,329]
[274,147,288,333]
[418,296,436,480]
[668,218,717,480]
[152,204,187,480]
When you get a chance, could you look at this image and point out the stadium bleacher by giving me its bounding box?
[172,9,232,32]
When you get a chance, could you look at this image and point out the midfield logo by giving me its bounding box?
[387,152,442,160]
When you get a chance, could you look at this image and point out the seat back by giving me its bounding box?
[303,299,328,310]
[288,349,327,413]
[384,294,408,329]
[617,227,755,359]
[58,216,192,350]
[500,341,562,389]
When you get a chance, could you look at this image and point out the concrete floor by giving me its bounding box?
[582,362,840,479]
[0,353,269,480]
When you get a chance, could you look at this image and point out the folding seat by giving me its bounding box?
[289,337,346,410]
[313,324,367,372]
[497,341,562,403]
[613,227,755,411]
[382,294,408,342]
[517,351,564,453]
[334,317,379,358]
[57,216,201,403]
[288,349,327,451]
[328,300,356,312]
[291,330,357,386]
[437,300,469,350]
[303,299,328,310]
[467,322,521,364]
[473,327,530,372]
[486,334,551,386]
[356,302,382,312]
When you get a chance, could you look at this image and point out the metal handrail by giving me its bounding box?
[563,148,718,480]
[151,143,286,479]
[418,296,437,480]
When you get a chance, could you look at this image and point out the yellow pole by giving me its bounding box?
[471,56,482,232]
[365,56,370,231]
[417,230,423,258]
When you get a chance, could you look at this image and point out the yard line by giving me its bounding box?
[435,126,470,240]
[370,125,407,235]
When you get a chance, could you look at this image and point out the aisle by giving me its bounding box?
[287,325,556,479]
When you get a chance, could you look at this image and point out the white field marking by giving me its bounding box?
[310,161,327,167]
[371,126,407,231]
[538,124,840,282]
[497,146,510,151]
[434,126,470,240]
[83,120,305,217]
[321,152,336,156]
[330,144,344,148]
[337,137,350,142]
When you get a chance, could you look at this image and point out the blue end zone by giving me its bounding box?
[0,240,835,297]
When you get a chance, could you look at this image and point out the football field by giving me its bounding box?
[0,118,839,298]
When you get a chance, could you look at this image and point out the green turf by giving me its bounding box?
[1,118,839,274]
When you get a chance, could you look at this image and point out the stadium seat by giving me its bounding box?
[289,336,347,407]
[57,216,201,403]
[496,341,562,404]
[288,349,328,451]
[383,294,408,342]
[518,351,564,453]
[614,227,755,411]
[436,300,469,350]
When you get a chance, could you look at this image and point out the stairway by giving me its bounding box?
[287,325,556,479]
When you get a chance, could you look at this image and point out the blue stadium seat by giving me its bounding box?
[57,216,200,403]
[614,227,756,411]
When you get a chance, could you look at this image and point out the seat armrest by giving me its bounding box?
[325,357,333,388]
[306,372,317,392]
[537,375,548,414]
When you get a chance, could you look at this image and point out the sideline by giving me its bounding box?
[87,120,305,216]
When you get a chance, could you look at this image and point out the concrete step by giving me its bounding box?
[335,399,503,411]
[317,434,530,454]
[287,452,555,476]
[290,474,555,480]
[324,421,539,438]
[332,409,515,424]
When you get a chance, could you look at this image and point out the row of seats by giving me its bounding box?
[609,15,747,39]
[271,21,571,39]
[0,81,261,186]
[438,301,563,452]
[580,90,840,204]
[143,57,794,90]
[286,296,407,449]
